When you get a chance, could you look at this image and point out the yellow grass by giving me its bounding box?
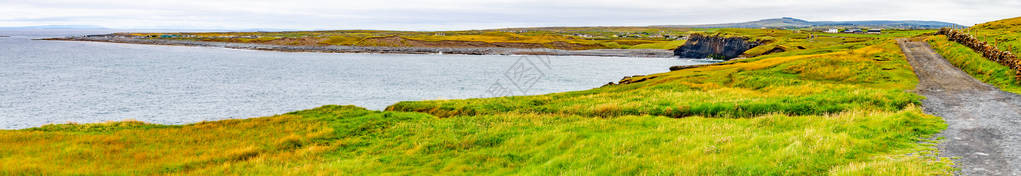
[0,115,333,175]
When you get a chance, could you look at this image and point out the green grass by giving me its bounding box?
[389,41,922,118]
[0,27,962,175]
[934,16,1021,94]
[227,106,951,175]
[1,105,951,175]
[967,17,1021,56]
[0,115,336,175]
[926,35,1021,94]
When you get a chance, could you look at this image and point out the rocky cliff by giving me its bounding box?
[674,33,762,60]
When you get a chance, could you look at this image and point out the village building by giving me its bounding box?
[842,29,863,33]
[571,33,593,38]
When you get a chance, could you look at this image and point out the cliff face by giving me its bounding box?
[674,33,762,60]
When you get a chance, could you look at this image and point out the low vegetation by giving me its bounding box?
[0,26,967,175]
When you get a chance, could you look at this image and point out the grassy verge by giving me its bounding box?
[926,35,1021,94]
[1,105,951,175]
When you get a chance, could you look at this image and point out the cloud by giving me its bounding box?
[0,0,1018,30]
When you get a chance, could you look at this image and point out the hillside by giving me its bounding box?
[661,17,959,29]
[968,16,1021,57]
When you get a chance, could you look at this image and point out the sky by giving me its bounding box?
[0,0,1019,31]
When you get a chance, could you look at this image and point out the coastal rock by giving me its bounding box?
[669,64,708,71]
[673,33,762,60]
[603,75,658,87]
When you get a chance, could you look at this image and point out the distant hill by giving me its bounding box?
[0,25,301,33]
[659,17,961,29]
[0,25,109,30]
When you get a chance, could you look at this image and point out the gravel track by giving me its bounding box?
[899,39,1021,176]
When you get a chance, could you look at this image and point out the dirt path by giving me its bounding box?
[898,39,1021,175]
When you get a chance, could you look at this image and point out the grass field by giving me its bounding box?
[0,31,958,175]
[388,41,922,118]
[0,106,951,175]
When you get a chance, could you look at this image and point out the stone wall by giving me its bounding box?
[937,28,1021,81]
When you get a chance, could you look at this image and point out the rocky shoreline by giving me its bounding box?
[42,36,676,58]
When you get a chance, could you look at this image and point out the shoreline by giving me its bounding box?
[42,37,678,58]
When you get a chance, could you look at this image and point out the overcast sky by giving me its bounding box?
[1,0,1018,31]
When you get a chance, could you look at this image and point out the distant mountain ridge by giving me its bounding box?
[0,25,109,30]
[0,25,299,32]
[659,17,961,29]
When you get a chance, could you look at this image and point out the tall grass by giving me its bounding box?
[1,105,950,175]
[0,115,334,175]
[284,106,949,175]
[389,41,921,118]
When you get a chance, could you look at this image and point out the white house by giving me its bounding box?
[824,29,840,33]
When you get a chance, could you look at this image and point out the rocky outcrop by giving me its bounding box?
[602,75,658,87]
[673,33,762,60]
[937,28,1020,80]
